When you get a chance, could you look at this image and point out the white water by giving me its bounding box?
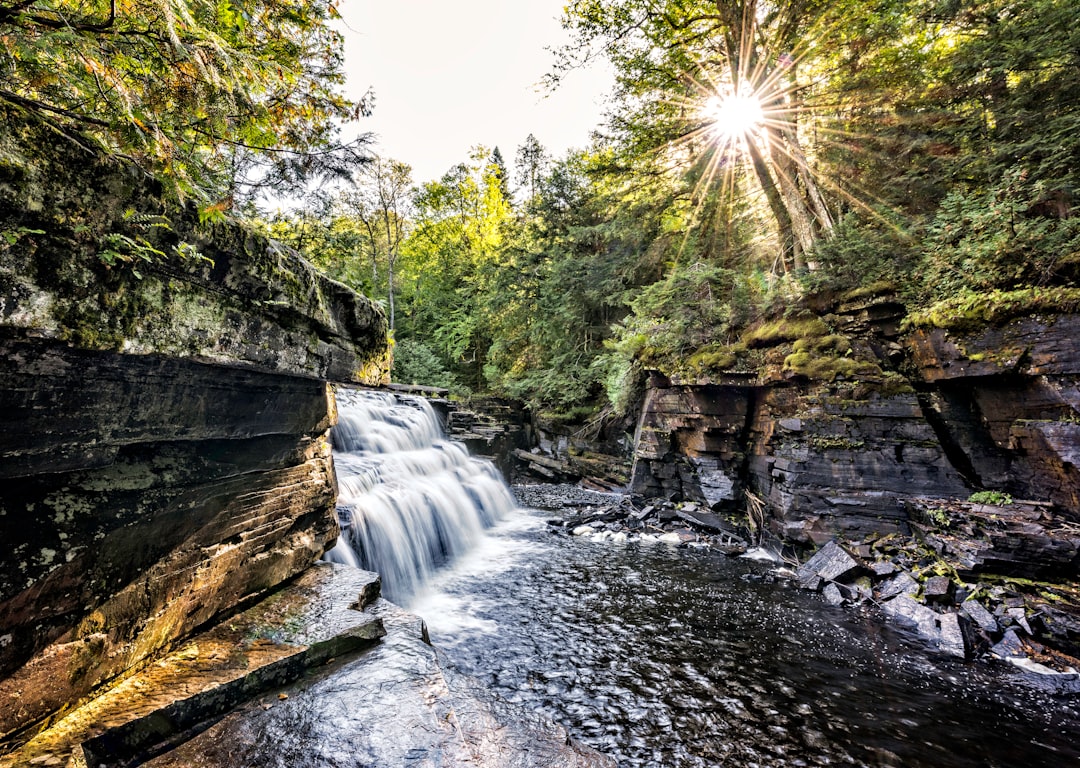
[323,388,517,603]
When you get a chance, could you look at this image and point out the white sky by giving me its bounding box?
[337,0,613,184]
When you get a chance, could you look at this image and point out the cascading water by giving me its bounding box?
[323,387,516,603]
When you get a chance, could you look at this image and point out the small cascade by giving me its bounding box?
[324,387,517,603]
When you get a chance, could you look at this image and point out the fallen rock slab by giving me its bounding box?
[881,596,971,659]
[796,539,865,589]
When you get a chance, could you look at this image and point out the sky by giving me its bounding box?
[337,0,614,184]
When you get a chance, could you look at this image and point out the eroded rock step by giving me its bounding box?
[141,600,614,768]
[2,563,385,768]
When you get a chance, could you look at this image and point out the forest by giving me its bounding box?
[5,0,1079,416]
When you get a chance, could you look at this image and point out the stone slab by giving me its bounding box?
[1,563,385,767]
[140,598,614,768]
[796,539,864,586]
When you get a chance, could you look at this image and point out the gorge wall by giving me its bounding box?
[0,114,390,744]
[628,293,1080,568]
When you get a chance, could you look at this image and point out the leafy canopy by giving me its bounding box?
[0,0,368,202]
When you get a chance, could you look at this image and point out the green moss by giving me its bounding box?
[874,371,916,396]
[783,349,881,382]
[904,286,1080,333]
[792,334,851,356]
[686,342,744,374]
[968,490,1014,505]
[743,315,829,348]
[808,435,865,450]
[840,280,897,303]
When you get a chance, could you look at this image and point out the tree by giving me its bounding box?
[490,146,513,203]
[346,156,413,331]
[514,134,550,203]
[556,1,853,270]
[0,0,369,203]
[397,147,513,390]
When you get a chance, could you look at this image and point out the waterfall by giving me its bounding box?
[324,387,517,603]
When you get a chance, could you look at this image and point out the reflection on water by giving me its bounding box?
[412,498,1080,768]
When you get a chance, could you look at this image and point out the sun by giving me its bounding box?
[703,89,765,144]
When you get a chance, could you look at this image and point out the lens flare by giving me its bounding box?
[704,90,765,144]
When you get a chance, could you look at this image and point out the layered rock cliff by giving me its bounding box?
[627,292,1080,572]
[0,113,390,744]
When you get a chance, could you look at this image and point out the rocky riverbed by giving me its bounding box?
[414,483,1080,768]
[525,485,1080,688]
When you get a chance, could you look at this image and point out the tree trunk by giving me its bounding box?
[745,138,796,271]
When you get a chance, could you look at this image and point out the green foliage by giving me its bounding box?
[0,0,367,202]
[968,491,1014,506]
[392,338,460,391]
[919,180,1080,301]
[801,213,917,297]
[96,210,210,278]
[0,226,45,246]
[250,0,1080,421]
[926,508,952,528]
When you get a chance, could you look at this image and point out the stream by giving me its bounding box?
[409,486,1080,768]
[327,389,1080,767]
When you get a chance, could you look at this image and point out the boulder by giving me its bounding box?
[960,600,999,634]
[923,576,954,603]
[823,583,846,606]
[796,539,865,588]
[881,596,971,658]
[878,572,920,600]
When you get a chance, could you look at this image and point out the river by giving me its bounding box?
[329,389,1079,767]
[410,486,1079,768]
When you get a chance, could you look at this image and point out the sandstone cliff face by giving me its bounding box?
[629,298,1080,557]
[0,116,390,743]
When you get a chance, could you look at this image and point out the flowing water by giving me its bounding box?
[324,388,516,602]
[328,390,1080,768]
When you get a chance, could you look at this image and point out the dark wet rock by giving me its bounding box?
[937,613,971,659]
[905,499,1080,581]
[991,628,1028,659]
[961,600,1000,635]
[0,346,349,741]
[1006,607,1034,635]
[881,595,938,634]
[878,572,920,600]
[880,596,971,658]
[441,398,530,481]
[675,508,746,544]
[823,583,845,606]
[870,560,899,577]
[796,539,865,588]
[923,576,954,603]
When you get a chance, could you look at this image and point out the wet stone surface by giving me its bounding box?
[144,599,611,768]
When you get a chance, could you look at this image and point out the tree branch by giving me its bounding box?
[17,0,116,32]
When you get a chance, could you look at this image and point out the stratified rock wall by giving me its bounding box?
[908,316,1080,517]
[630,304,1080,546]
[0,113,390,744]
[630,375,968,543]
